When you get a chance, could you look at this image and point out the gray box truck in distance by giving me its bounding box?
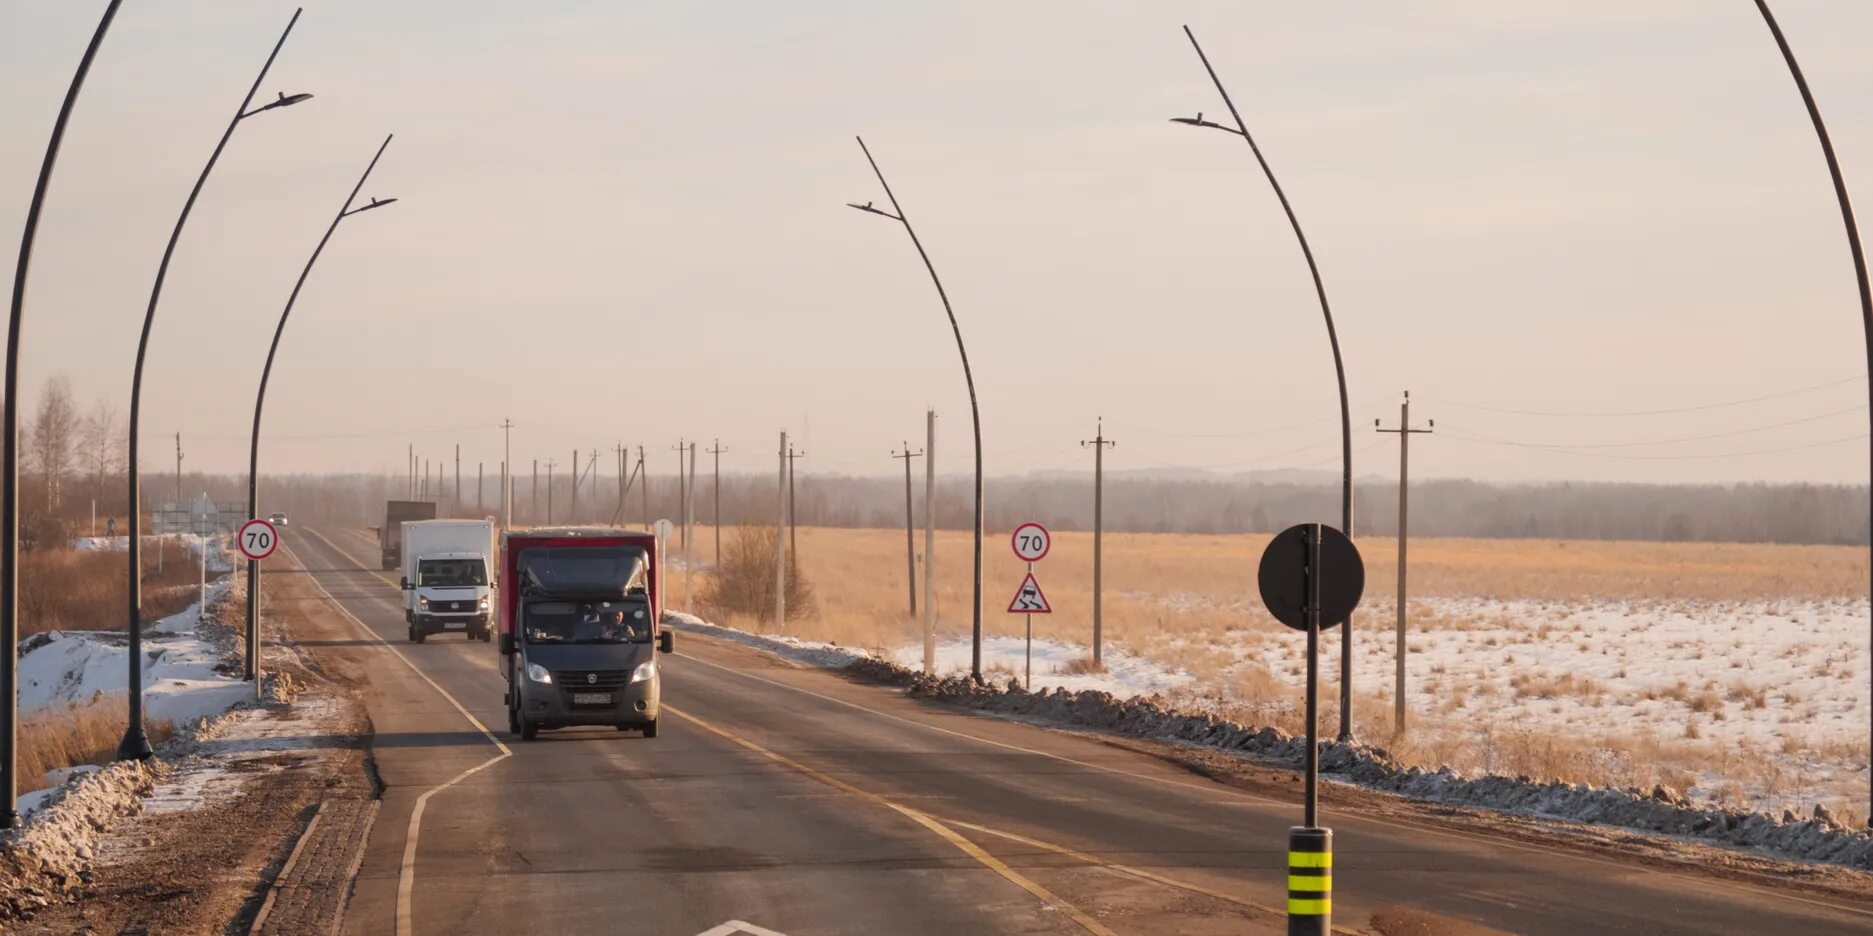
[379,500,438,569]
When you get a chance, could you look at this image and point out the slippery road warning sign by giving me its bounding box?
[1006,571,1052,614]
[237,518,278,561]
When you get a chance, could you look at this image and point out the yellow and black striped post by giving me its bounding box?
[1288,825,1332,935]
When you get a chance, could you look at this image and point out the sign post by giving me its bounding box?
[237,518,278,563]
[236,517,279,699]
[1257,522,1363,936]
[1008,523,1053,689]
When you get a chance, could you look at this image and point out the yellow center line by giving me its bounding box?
[663,704,1119,936]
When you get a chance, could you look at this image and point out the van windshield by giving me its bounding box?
[523,599,651,644]
[419,558,486,587]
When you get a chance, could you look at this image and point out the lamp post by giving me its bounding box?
[1750,0,1873,820]
[3,0,123,829]
[245,136,397,693]
[847,136,986,684]
[121,9,311,761]
[1172,25,1358,741]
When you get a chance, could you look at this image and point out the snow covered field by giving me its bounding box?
[16,536,251,812]
[18,577,250,730]
[898,635,1195,696]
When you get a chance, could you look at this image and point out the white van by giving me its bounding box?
[401,519,496,643]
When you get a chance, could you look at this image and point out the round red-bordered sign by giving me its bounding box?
[1010,522,1051,562]
[238,518,279,561]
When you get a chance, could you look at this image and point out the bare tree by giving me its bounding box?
[78,397,122,507]
[28,375,78,512]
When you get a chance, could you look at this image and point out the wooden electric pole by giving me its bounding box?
[708,440,727,568]
[1082,419,1115,667]
[892,443,924,617]
[671,439,687,550]
[785,443,806,570]
[1376,391,1433,735]
[775,431,788,630]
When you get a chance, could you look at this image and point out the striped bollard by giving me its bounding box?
[1288,825,1331,935]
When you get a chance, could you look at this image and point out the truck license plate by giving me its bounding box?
[572,692,612,705]
[443,621,466,630]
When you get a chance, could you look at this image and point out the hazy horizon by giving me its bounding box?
[6,1,1873,487]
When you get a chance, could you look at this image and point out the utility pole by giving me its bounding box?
[569,448,579,523]
[775,431,788,630]
[454,444,460,518]
[1376,391,1433,735]
[531,459,538,523]
[1082,419,1115,667]
[923,409,937,675]
[708,440,727,568]
[174,433,182,508]
[477,462,483,517]
[545,458,556,524]
[671,439,687,551]
[892,443,923,617]
[637,446,648,531]
[685,441,697,610]
[501,418,513,531]
[614,443,627,523]
[785,444,806,570]
[407,444,413,498]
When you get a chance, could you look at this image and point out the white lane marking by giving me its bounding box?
[673,646,1873,922]
[694,921,789,936]
[297,531,512,936]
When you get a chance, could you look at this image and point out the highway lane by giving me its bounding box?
[286,526,1271,936]
[284,526,1873,935]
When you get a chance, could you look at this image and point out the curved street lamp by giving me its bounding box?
[1173,25,1359,741]
[245,136,398,690]
[1750,0,1873,820]
[121,8,312,761]
[3,0,124,831]
[847,136,987,684]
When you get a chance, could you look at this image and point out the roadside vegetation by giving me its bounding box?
[677,523,1869,828]
[19,699,174,791]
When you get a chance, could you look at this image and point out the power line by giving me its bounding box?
[1442,426,1869,461]
[1108,394,1391,440]
[1445,403,1866,450]
[1421,374,1864,418]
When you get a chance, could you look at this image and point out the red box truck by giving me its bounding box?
[497,528,673,739]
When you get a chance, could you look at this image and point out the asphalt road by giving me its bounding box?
[280,526,1873,936]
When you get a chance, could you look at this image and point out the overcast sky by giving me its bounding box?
[4,1,1872,487]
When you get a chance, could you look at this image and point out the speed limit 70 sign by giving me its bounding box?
[1011,522,1050,562]
[238,518,279,561]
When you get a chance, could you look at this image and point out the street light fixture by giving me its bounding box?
[1172,25,1359,742]
[121,8,310,762]
[1750,0,1873,822]
[847,136,988,685]
[244,136,398,691]
[3,0,124,831]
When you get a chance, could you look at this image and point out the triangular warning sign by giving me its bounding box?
[1006,571,1052,614]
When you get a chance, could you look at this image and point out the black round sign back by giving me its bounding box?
[1257,524,1365,632]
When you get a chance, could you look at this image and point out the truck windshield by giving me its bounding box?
[419,558,486,587]
[523,600,651,644]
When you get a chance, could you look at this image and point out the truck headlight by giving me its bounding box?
[418,596,429,608]
[630,661,656,684]
[478,597,491,612]
[526,662,553,684]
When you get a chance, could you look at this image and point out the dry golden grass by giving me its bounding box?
[19,697,174,791]
[680,524,1865,659]
[672,524,1869,822]
[21,538,203,638]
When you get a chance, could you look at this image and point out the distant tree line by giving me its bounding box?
[237,468,1871,547]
